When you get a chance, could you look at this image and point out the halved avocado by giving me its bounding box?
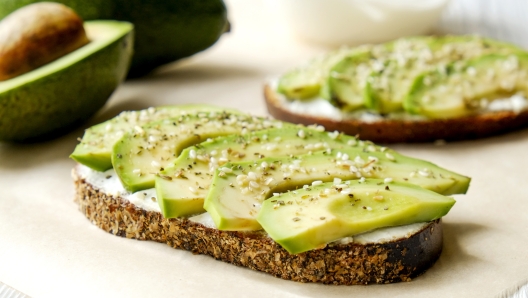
[0,20,133,142]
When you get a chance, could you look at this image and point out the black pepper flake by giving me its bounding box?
[385,186,390,191]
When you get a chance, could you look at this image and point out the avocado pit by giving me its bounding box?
[0,2,89,81]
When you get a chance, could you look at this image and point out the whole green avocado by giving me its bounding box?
[0,0,229,77]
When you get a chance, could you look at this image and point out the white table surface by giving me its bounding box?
[1,0,528,297]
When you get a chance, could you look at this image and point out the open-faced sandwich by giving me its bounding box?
[70,105,470,284]
[264,35,528,142]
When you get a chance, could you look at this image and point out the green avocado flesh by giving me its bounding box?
[277,46,371,100]
[156,127,375,218]
[112,111,289,192]
[71,105,470,253]
[203,147,469,231]
[70,105,240,172]
[0,20,133,142]
[257,179,455,254]
[365,36,523,114]
[404,53,528,119]
[277,35,528,118]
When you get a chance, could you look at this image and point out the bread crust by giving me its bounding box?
[73,167,443,285]
[264,84,528,143]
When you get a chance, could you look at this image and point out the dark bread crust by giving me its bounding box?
[264,84,528,143]
[73,167,443,285]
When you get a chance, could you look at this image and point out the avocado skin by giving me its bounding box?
[0,0,228,77]
[0,0,115,20]
[0,21,133,142]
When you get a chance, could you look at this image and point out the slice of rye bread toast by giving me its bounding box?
[264,84,528,143]
[73,165,443,285]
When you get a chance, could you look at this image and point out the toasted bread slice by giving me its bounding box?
[264,84,528,143]
[73,165,443,285]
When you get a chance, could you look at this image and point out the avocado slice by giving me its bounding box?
[204,148,469,231]
[112,112,289,192]
[70,105,240,172]
[277,46,370,100]
[326,50,379,111]
[257,179,455,254]
[404,53,528,119]
[365,36,524,114]
[0,20,133,142]
[156,127,381,218]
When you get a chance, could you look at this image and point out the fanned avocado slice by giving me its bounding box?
[156,127,380,218]
[112,111,289,192]
[365,36,524,114]
[325,51,379,111]
[70,104,241,171]
[277,46,371,100]
[257,179,455,254]
[404,53,528,119]
[204,148,469,231]
[0,20,133,142]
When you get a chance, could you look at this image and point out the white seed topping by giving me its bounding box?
[373,195,384,201]
[359,177,366,183]
[264,177,274,185]
[385,153,395,161]
[347,139,357,146]
[249,181,260,189]
[134,125,144,134]
[219,167,232,173]
[189,186,198,194]
[312,180,323,186]
[419,169,431,177]
[151,160,160,168]
[328,131,339,139]
[265,144,277,151]
[355,156,365,165]
[297,129,306,139]
[133,169,141,174]
[384,178,393,183]
[248,172,257,181]
[333,177,342,184]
